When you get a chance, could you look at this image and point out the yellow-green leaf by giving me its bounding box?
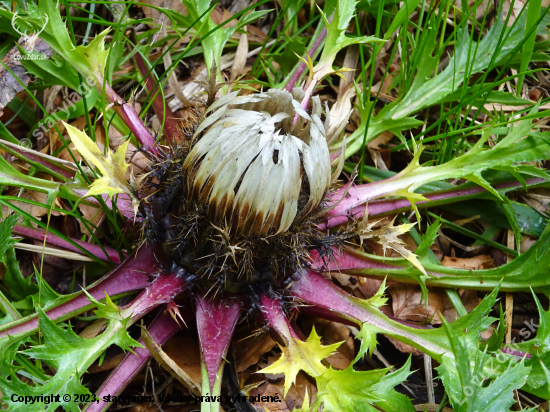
[64,122,140,214]
[259,326,342,395]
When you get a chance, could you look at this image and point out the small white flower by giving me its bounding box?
[183,88,331,236]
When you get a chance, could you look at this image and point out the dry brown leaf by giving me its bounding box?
[0,38,53,117]
[520,235,539,253]
[210,9,267,43]
[140,0,187,24]
[141,327,201,395]
[390,284,447,324]
[387,336,423,356]
[442,289,480,322]
[77,203,105,237]
[284,373,317,411]
[437,228,484,254]
[2,189,61,218]
[251,373,316,412]
[391,283,481,325]
[522,187,550,215]
[484,102,550,112]
[235,332,276,373]
[355,277,385,298]
[88,352,126,373]
[503,0,526,26]
[78,319,107,339]
[251,382,290,412]
[369,131,394,150]
[329,271,359,289]
[162,337,202,388]
[441,255,494,270]
[414,404,454,412]
[230,25,249,82]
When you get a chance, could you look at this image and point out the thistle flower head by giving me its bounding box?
[183,88,331,236]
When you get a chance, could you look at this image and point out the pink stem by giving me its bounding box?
[13,224,125,263]
[133,52,180,144]
[322,177,547,229]
[259,294,300,344]
[284,27,328,92]
[501,347,532,359]
[2,143,75,179]
[72,189,138,221]
[309,247,397,272]
[0,247,157,340]
[127,272,185,322]
[298,304,434,330]
[291,270,374,326]
[103,83,160,156]
[85,311,182,412]
[289,270,451,359]
[195,296,241,389]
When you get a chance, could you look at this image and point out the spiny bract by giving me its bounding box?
[139,87,342,294]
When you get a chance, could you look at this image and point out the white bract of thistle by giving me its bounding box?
[183,88,332,236]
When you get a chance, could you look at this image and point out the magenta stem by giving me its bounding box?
[195,296,241,389]
[284,27,328,92]
[309,247,397,272]
[501,347,532,359]
[71,189,138,221]
[13,224,125,264]
[103,83,160,156]
[0,247,157,340]
[133,52,180,144]
[85,311,181,412]
[260,294,300,344]
[322,177,547,229]
[127,272,185,322]
[1,142,75,180]
[289,270,452,359]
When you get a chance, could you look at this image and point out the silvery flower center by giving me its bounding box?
[142,88,333,292]
[183,88,331,236]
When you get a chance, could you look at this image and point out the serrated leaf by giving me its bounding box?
[364,278,388,309]
[71,28,110,79]
[0,215,18,263]
[315,356,415,412]
[314,0,381,81]
[63,122,140,214]
[82,290,123,322]
[2,244,38,302]
[259,326,342,395]
[355,322,381,361]
[176,0,271,78]
[516,292,550,398]
[26,0,108,83]
[0,307,140,411]
[389,8,527,120]
[30,267,61,310]
[415,217,441,257]
[438,315,531,411]
[340,109,550,217]
[19,49,81,90]
[345,5,544,157]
